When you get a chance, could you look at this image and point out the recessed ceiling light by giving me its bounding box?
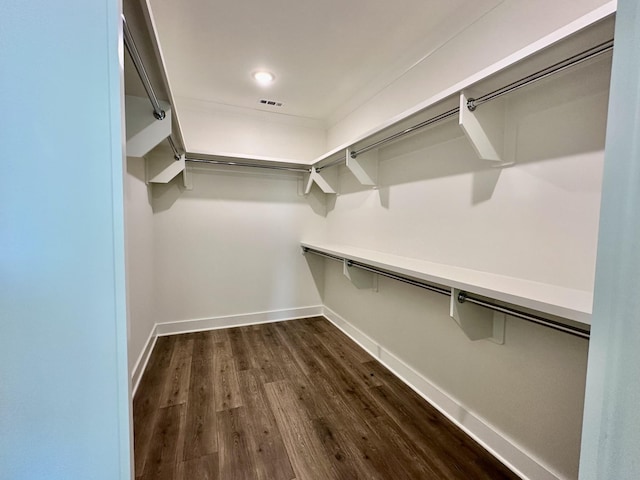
[253,71,275,85]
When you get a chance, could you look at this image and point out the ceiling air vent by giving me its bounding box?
[259,99,283,107]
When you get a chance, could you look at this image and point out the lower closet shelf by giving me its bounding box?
[301,241,592,328]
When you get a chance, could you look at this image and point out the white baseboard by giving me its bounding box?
[322,305,562,480]
[155,305,324,336]
[131,324,158,397]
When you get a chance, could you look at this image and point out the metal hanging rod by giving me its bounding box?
[122,15,166,120]
[186,156,312,173]
[315,155,350,173]
[349,107,460,161]
[316,39,614,171]
[457,291,590,339]
[302,247,590,339]
[348,260,451,297]
[168,137,181,161]
[467,39,614,111]
[316,107,460,172]
[122,15,185,162]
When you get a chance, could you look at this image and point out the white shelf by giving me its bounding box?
[311,3,615,167]
[301,241,592,325]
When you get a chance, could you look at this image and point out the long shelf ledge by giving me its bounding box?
[301,241,592,326]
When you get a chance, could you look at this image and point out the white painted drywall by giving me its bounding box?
[125,157,157,375]
[317,45,610,479]
[327,0,614,150]
[177,97,327,163]
[325,54,610,292]
[0,0,131,478]
[322,262,589,479]
[581,0,640,478]
[151,165,326,326]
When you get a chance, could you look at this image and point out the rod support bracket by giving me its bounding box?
[153,109,166,120]
[458,291,468,303]
[466,98,477,112]
[350,150,358,159]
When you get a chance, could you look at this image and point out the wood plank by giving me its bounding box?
[312,416,385,480]
[368,383,517,479]
[242,324,286,383]
[160,335,194,407]
[315,332,383,389]
[217,407,257,480]
[191,331,216,362]
[238,369,295,480]
[212,332,243,412]
[183,336,218,461]
[315,318,377,364]
[263,380,336,480]
[228,327,252,371]
[303,336,382,420]
[133,335,176,475]
[177,454,219,480]
[137,404,183,480]
[271,321,322,378]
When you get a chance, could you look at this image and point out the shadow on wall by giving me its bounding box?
[335,55,610,206]
[303,251,326,299]
[151,165,325,215]
[151,56,609,216]
[152,179,184,213]
[127,156,153,207]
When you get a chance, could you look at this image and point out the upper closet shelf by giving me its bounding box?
[310,2,616,174]
[301,241,593,326]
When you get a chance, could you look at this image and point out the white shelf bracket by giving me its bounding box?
[125,95,172,158]
[146,151,186,184]
[459,90,507,163]
[450,288,505,344]
[343,259,378,291]
[182,162,193,190]
[304,166,339,195]
[346,148,378,187]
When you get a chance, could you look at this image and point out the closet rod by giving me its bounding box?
[317,38,614,170]
[456,292,590,339]
[302,247,590,339]
[186,157,312,173]
[316,107,459,172]
[122,15,166,120]
[168,136,181,161]
[466,39,613,111]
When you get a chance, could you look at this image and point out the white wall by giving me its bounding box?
[325,53,610,291]
[317,45,610,479]
[323,264,589,479]
[326,0,614,150]
[150,165,326,326]
[125,157,156,375]
[177,97,327,163]
[1,0,131,478]
[581,0,640,478]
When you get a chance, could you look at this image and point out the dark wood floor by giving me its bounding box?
[134,316,520,479]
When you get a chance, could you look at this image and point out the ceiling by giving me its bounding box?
[143,0,503,125]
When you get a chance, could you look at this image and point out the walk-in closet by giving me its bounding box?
[4,1,640,479]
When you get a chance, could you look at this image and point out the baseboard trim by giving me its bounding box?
[155,305,324,337]
[322,305,562,480]
[131,324,158,397]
